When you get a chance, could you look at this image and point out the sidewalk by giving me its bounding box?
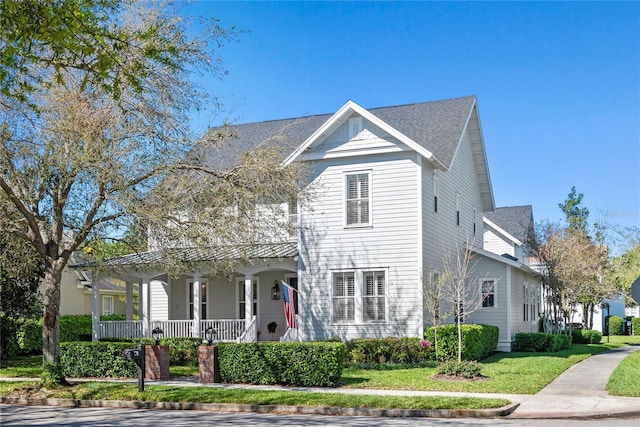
[2,345,639,419]
[508,345,640,419]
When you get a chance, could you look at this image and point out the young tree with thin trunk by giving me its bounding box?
[423,266,450,361]
[0,1,305,384]
[440,241,489,362]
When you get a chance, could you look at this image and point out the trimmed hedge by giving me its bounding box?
[512,332,571,352]
[218,342,345,387]
[571,329,602,344]
[345,337,432,364]
[632,318,640,336]
[60,342,138,378]
[424,324,499,361]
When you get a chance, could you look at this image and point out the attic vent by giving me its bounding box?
[349,117,363,140]
[501,253,518,262]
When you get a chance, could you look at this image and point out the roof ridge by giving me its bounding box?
[216,95,477,128]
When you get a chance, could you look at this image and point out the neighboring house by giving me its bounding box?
[479,206,540,350]
[53,265,137,318]
[76,95,541,351]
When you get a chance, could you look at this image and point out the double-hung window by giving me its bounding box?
[345,172,371,226]
[481,279,495,308]
[363,271,386,322]
[332,272,355,323]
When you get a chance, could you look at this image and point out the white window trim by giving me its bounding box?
[330,268,388,325]
[362,270,387,323]
[456,192,461,226]
[344,170,372,228]
[480,278,497,309]
[188,281,208,320]
[102,295,114,315]
[235,277,259,321]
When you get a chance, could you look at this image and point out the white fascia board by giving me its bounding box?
[473,246,538,276]
[282,100,446,169]
[483,216,523,246]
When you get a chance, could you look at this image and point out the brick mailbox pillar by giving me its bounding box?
[199,345,221,383]
[145,345,170,380]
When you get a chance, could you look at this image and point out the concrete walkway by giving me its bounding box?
[2,345,639,419]
[508,345,640,419]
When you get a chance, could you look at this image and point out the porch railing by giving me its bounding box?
[98,319,247,342]
[236,316,257,343]
[100,321,142,340]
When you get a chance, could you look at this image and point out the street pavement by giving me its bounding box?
[1,345,639,420]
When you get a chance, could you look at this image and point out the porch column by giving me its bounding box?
[244,274,253,328]
[125,281,134,321]
[141,275,150,337]
[193,272,202,338]
[91,276,101,342]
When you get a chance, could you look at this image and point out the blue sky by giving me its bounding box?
[184,1,639,235]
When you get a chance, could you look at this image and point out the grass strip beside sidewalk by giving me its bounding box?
[0,381,510,411]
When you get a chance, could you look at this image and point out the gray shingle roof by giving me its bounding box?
[73,242,297,269]
[199,96,477,170]
[485,205,534,243]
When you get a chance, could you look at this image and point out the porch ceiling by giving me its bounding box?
[72,242,298,269]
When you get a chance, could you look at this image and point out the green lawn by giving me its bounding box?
[1,340,638,411]
[0,381,510,410]
[342,344,617,394]
[607,348,640,397]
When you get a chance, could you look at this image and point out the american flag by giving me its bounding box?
[282,282,298,329]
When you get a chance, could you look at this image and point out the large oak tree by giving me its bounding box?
[1,0,304,383]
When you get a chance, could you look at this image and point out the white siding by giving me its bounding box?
[483,225,516,257]
[510,268,541,336]
[464,256,508,343]
[150,279,169,321]
[299,143,422,340]
[422,127,485,278]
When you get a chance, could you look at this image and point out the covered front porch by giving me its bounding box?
[81,242,300,343]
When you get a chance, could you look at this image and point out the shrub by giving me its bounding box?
[632,318,640,336]
[512,332,571,352]
[59,315,93,342]
[0,315,20,358]
[345,337,431,364]
[437,360,483,379]
[17,319,41,354]
[607,315,624,336]
[60,342,138,378]
[159,337,201,366]
[218,342,345,387]
[571,329,602,344]
[424,324,499,361]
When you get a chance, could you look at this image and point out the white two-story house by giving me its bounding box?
[79,95,540,351]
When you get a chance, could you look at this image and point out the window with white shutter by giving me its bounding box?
[332,272,355,323]
[345,172,371,226]
[363,271,386,322]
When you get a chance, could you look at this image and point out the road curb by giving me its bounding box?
[0,396,520,418]
[507,408,640,420]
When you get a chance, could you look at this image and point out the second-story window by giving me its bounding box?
[345,172,371,226]
[456,193,461,226]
